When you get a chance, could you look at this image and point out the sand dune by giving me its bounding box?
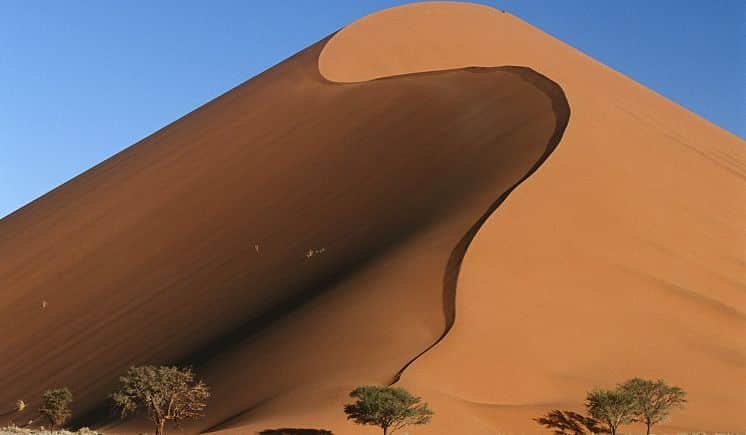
[1,2,743,434]
[318,2,745,433]
[0,14,567,435]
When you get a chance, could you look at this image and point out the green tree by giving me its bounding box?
[343,385,433,435]
[111,365,210,435]
[585,388,636,435]
[619,378,686,435]
[39,388,73,430]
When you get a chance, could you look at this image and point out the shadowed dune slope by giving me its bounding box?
[316,2,746,434]
[0,22,570,434]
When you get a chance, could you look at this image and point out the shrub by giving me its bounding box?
[343,385,433,435]
[585,388,636,435]
[38,389,73,430]
[619,378,686,435]
[111,365,209,435]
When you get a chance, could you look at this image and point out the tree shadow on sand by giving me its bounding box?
[259,429,333,435]
[535,409,610,435]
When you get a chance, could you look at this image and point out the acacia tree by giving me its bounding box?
[343,385,433,435]
[39,388,73,430]
[111,365,210,435]
[585,388,636,435]
[619,378,686,435]
[535,409,610,435]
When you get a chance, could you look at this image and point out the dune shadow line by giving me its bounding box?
[390,65,571,384]
[70,37,570,432]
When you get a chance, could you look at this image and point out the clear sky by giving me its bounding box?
[1,1,743,218]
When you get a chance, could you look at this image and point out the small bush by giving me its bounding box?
[38,389,73,430]
[344,385,433,435]
[0,427,99,435]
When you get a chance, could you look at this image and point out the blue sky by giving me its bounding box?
[1,1,743,218]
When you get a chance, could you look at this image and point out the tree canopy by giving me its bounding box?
[39,388,73,430]
[585,388,637,435]
[111,365,210,435]
[343,385,433,435]
[619,378,686,435]
[536,378,687,435]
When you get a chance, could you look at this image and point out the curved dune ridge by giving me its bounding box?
[0,15,569,435]
[317,2,745,434]
[0,2,743,434]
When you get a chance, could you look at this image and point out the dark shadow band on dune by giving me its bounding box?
[391,67,570,384]
[197,68,569,434]
[0,31,567,431]
[71,63,570,433]
[185,67,571,382]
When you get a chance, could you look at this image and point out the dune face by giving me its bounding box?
[0,21,569,435]
[318,2,746,434]
[1,2,743,434]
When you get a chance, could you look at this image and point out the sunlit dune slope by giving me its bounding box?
[317,2,745,434]
[0,13,569,434]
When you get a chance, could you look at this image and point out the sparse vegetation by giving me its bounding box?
[0,401,27,427]
[535,378,687,435]
[38,389,73,431]
[0,427,100,435]
[111,366,209,435]
[585,388,637,435]
[6,373,687,435]
[619,378,687,435]
[343,385,433,435]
